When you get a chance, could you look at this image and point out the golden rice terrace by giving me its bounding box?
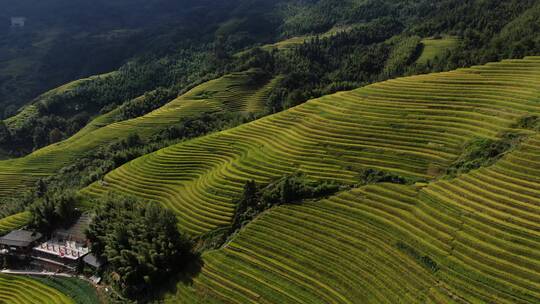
[76,57,540,303]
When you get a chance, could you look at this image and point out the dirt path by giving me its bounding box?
[0,269,74,277]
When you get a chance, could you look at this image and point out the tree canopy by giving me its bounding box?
[86,194,192,298]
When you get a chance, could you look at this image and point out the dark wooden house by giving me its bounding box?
[0,230,42,255]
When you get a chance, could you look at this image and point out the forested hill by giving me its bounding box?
[2,0,539,115]
[0,0,281,115]
[2,0,540,157]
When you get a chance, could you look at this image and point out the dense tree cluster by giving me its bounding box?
[29,191,79,234]
[232,174,341,230]
[86,195,192,297]
[114,88,177,122]
[279,0,399,36]
[0,192,34,218]
[253,18,407,112]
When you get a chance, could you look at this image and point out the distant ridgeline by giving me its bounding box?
[1,0,540,156]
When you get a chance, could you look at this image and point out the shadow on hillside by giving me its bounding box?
[176,252,205,285]
[149,252,204,301]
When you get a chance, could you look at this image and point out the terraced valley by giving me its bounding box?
[166,133,540,303]
[3,1,540,303]
[69,57,540,303]
[0,70,277,198]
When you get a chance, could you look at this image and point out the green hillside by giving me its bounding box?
[84,57,540,235]
[4,72,117,131]
[0,274,75,304]
[0,70,277,198]
[256,26,354,53]
[77,57,540,303]
[0,211,30,235]
[2,1,540,302]
[31,276,100,304]
[417,36,460,65]
[168,132,540,303]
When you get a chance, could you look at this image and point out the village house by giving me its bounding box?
[0,230,42,256]
[32,213,94,271]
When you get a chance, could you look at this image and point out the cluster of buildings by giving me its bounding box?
[0,214,102,272]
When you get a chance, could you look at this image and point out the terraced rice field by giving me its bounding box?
[78,56,540,303]
[0,212,31,235]
[235,26,353,56]
[0,274,75,304]
[0,70,276,198]
[84,57,540,237]
[417,36,459,65]
[31,276,99,304]
[167,128,540,303]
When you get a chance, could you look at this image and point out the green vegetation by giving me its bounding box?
[383,35,423,76]
[446,132,528,178]
[254,26,354,53]
[357,168,421,185]
[416,36,459,65]
[232,174,342,231]
[29,191,79,234]
[83,57,540,236]
[0,274,75,304]
[396,241,439,273]
[0,70,276,200]
[86,194,193,298]
[515,115,540,131]
[258,18,407,113]
[0,212,31,236]
[113,88,177,122]
[31,277,99,304]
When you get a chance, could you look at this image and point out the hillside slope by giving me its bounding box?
[0,70,276,197]
[0,274,75,304]
[0,211,31,235]
[83,57,540,236]
[168,131,540,303]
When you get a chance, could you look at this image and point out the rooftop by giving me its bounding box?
[34,239,89,260]
[0,230,42,248]
[83,253,104,268]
